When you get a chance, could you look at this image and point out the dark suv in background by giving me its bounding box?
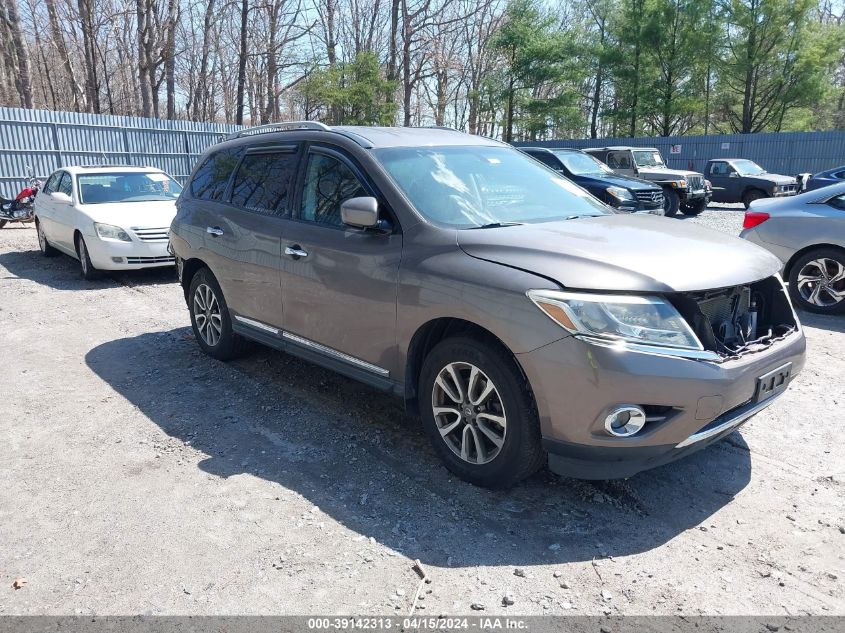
[706,159,799,208]
[169,122,805,487]
[520,147,665,214]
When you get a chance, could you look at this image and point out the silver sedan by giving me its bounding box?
[741,181,845,314]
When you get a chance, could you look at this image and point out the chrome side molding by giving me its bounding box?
[232,314,389,377]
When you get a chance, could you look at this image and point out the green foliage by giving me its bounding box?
[299,52,397,126]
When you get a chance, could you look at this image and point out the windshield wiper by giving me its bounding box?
[564,213,603,220]
[471,221,523,229]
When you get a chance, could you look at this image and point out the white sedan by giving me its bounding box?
[34,165,181,279]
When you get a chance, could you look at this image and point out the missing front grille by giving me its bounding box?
[670,276,797,359]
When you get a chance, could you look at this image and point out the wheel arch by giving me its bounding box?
[180,257,209,303]
[784,243,845,279]
[403,317,533,417]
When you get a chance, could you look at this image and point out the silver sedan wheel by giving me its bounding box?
[431,362,507,465]
[796,258,845,307]
[193,283,223,346]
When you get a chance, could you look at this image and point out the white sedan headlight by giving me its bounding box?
[94,223,131,242]
[527,290,702,350]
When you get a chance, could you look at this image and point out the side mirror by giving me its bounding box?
[52,191,72,205]
[729,172,739,178]
[341,196,379,228]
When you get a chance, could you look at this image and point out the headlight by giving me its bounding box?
[606,186,634,201]
[94,223,131,242]
[671,180,687,189]
[527,290,702,350]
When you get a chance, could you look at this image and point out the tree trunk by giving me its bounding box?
[136,0,153,117]
[165,0,178,119]
[6,0,33,108]
[235,0,248,124]
[192,0,217,121]
[77,0,100,112]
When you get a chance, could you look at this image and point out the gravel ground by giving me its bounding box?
[0,206,843,616]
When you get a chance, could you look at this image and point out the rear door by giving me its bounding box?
[198,145,299,331]
[278,145,402,383]
[51,171,77,251]
[35,171,62,240]
[607,150,636,177]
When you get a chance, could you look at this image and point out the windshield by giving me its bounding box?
[78,172,182,204]
[555,151,614,176]
[373,146,609,228]
[732,159,766,176]
[632,150,666,168]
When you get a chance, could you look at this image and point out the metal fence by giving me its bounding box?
[519,130,845,177]
[0,107,241,198]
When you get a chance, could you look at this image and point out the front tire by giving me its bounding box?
[188,267,248,360]
[743,189,767,209]
[36,220,59,257]
[682,197,707,216]
[0,219,7,229]
[419,336,544,488]
[75,235,101,280]
[662,188,680,217]
[788,248,845,314]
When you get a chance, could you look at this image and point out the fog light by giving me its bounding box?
[111,256,124,263]
[604,405,646,437]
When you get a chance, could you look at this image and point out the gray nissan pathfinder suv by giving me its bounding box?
[169,123,806,487]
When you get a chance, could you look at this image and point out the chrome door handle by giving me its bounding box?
[206,226,224,236]
[285,245,308,259]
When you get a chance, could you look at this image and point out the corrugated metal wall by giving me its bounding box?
[519,130,845,177]
[0,107,241,197]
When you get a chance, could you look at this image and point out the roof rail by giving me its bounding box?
[226,121,331,140]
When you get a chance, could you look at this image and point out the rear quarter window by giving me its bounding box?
[190,147,243,201]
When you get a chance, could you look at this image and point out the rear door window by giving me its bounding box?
[57,172,72,196]
[230,150,299,216]
[190,148,243,201]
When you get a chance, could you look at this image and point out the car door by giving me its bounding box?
[607,150,635,177]
[707,161,732,202]
[50,171,78,251]
[279,145,402,383]
[200,145,298,331]
[35,171,61,240]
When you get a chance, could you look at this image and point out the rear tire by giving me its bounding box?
[662,188,680,217]
[188,267,249,360]
[682,197,707,216]
[419,336,544,488]
[36,219,59,257]
[75,235,101,280]
[0,219,7,229]
[787,248,845,314]
[743,189,767,209]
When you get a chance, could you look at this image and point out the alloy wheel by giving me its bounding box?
[193,283,223,346]
[796,258,845,308]
[79,240,89,274]
[431,362,507,465]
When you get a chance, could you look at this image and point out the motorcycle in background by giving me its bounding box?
[0,166,41,228]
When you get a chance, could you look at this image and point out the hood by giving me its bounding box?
[747,173,796,186]
[577,172,659,191]
[83,200,177,228]
[635,167,702,181]
[457,215,782,293]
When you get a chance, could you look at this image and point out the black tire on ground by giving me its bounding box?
[36,219,59,257]
[75,234,102,280]
[742,189,767,209]
[419,336,545,488]
[682,197,707,216]
[188,267,249,360]
[662,188,680,217]
[0,220,7,229]
[787,247,845,315]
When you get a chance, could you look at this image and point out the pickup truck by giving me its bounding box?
[585,146,709,217]
[705,159,798,208]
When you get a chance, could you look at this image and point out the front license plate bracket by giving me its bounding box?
[754,362,792,403]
